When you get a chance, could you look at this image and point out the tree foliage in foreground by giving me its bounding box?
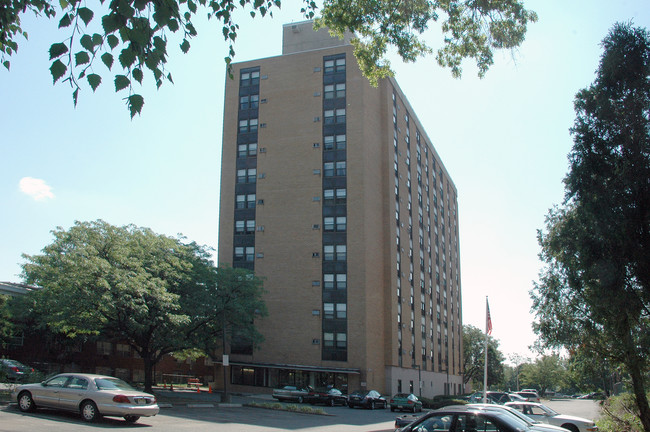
[531,22,650,432]
[0,294,13,346]
[20,220,266,393]
[0,0,536,117]
[462,324,504,389]
[185,265,267,358]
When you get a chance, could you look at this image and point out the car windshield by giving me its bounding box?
[540,404,558,416]
[95,377,136,391]
[494,411,531,430]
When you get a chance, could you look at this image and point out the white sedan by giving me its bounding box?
[11,373,159,423]
[505,402,598,432]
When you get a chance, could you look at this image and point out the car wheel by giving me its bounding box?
[561,424,579,432]
[348,403,354,408]
[391,406,395,412]
[124,415,140,423]
[18,392,35,412]
[80,400,101,422]
[297,396,304,404]
[370,401,375,410]
[412,405,417,413]
[329,398,335,407]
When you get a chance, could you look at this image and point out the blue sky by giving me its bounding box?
[1,0,648,362]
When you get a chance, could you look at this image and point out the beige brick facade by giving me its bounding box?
[218,21,463,398]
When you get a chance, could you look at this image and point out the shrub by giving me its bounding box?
[420,395,467,410]
[597,393,643,432]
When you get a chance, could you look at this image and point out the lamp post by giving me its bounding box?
[412,363,421,398]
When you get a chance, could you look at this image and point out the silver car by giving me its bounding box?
[11,373,159,423]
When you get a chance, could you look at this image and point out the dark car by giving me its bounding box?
[0,359,34,382]
[397,405,543,432]
[395,412,426,428]
[306,387,348,406]
[390,393,423,412]
[468,390,512,404]
[347,389,387,409]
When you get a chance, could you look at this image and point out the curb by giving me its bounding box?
[159,403,244,408]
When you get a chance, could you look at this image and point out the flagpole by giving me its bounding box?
[483,297,490,403]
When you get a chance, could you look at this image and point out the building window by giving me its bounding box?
[240,70,260,86]
[234,247,255,261]
[324,83,345,99]
[336,161,346,176]
[324,110,334,125]
[97,341,112,355]
[239,118,258,133]
[236,194,246,209]
[336,273,347,289]
[238,143,257,158]
[324,273,334,289]
[324,245,335,261]
[323,331,347,348]
[247,194,256,208]
[237,168,257,184]
[239,94,259,110]
[336,108,346,123]
[336,332,347,348]
[323,162,334,177]
[324,303,334,319]
[324,217,334,231]
[324,134,346,150]
[336,303,347,319]
[325,58,345,73]
[336,244,347,261]
[336,188,347,203]
[336,216,347,231]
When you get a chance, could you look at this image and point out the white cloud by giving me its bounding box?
[19,177,55,201]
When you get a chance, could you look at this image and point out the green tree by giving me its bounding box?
[187,265,267,357]
[463,324,505,389]
[1,0,536,117]
[531,23,650,432]
[21,220,217,392]
[0,294,13,346]
[518,354,566,396]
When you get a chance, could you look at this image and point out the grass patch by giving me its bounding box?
[246,401,328,415]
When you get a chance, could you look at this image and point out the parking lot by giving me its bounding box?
[0,392,602,432]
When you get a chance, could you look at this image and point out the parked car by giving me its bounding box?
[306,387,347,406]
[468,390,512,404]
[390,393,423,412]
[466,403,575,431]
[517,391,542,402]
[0,359,34,382]
[271,385,310,403]
[394,412,427,429]
[505,401,598,432]
[396,405,556,432]
[347,389,387,409]
[11,373,159,423]
[509,393,528,402]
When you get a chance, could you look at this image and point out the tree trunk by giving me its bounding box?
[628,360,650,432]
[143,355,154,393]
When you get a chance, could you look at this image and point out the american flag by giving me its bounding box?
[486,299,493,335]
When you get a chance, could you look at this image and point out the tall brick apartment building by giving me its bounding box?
[217,21,463,398]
